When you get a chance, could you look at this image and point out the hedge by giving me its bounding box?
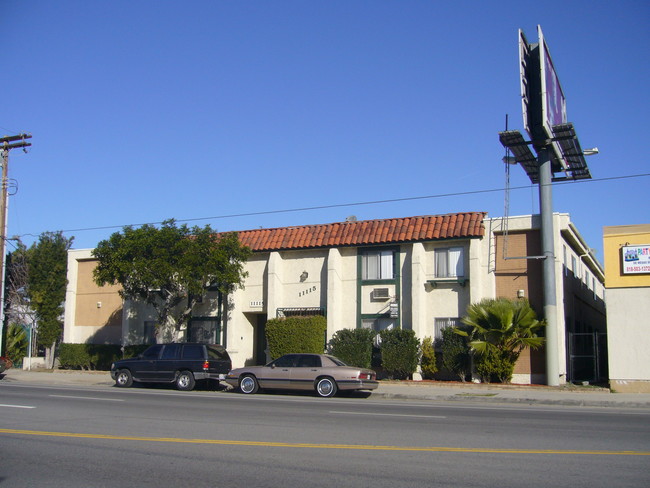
[58,344,149,370]
[265,316,327,360]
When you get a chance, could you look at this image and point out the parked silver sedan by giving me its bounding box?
[225,353,378,397]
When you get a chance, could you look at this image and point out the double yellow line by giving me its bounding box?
[1,428,648,456]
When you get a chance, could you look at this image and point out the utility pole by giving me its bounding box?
[0,133,31,356]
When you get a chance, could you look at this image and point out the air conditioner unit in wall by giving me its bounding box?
[371,288,390,300]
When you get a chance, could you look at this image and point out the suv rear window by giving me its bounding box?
[206,345,229,360]
[182,344,204,359]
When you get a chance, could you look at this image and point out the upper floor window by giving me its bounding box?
[434,247,465,278]
[361,249,394,280]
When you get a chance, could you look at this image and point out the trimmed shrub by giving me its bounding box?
[328,328,375,368]
[379,328,421,380]
[265,316,327,360]
[420,336,437,379]
[440,326,471,382]
[58,344,123,370]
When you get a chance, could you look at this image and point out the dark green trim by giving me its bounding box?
[356,246,401,329]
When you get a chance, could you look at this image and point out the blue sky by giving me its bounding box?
[2,1,649,264]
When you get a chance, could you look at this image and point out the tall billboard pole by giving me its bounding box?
[537,146,559,385]
[500,27,594,386]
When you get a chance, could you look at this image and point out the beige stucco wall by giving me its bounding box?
[63,249,122,344]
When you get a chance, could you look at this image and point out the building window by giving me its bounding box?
[434,317,460,340]
[361,249,394,280]
[435,247,464,278]
[361,317,396,332]
[143,321,157,345]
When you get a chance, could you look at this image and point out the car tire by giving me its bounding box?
[115,369,133,388]
[315,377,338,398]
[175,370,196,391]
[239,374,259,394]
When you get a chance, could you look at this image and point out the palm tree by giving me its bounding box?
[6,323,28,365]
[456,298,545,383]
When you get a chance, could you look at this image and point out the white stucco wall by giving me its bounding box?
[607,287,650,389]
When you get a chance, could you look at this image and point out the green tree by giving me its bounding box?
[456,298,545,383]
[92,219,251,341]
[26,231,74,368]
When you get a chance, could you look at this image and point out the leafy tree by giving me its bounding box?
[92,220,251,341]
[4,243,32,327]
[456,298,545,383]
[26,231,74,368]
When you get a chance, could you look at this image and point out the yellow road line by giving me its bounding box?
[1,428,648,456]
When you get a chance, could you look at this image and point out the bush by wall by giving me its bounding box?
[265,316,327,360]
[379,328,420,380]
[420,336,437,379]
[474,350,518,383]
[328,328,375,368]
[440,326,471,382]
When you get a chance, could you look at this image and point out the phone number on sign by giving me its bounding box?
[625,265,650,273]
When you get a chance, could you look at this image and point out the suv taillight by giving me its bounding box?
[203,361,210,371]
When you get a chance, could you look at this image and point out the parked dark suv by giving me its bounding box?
[110,343,231,391]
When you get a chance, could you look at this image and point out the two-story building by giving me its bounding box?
[63,211,606,385]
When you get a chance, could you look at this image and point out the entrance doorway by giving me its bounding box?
[254,314,269,365]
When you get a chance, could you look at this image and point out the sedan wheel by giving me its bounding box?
[115,369,133,388]
[239,374,259,394]
[315,377,338,398]
[176,371,196,391]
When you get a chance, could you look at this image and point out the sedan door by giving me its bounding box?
[256,354,297,390]
[290,354,322,390]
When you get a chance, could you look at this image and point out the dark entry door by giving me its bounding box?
[254,314,268,365]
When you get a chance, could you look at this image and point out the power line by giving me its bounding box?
[15,172,650,238]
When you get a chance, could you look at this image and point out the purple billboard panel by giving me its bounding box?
[542,40,567,128]
[538,25,567,169]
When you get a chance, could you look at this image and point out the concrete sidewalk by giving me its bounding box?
[2,368,650,409]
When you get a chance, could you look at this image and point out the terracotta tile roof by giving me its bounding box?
[230,212,486,252]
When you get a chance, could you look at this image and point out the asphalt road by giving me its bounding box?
[1,382,649,488]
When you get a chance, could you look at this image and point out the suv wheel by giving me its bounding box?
[176,370,196,391]
[115,369,133,388]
